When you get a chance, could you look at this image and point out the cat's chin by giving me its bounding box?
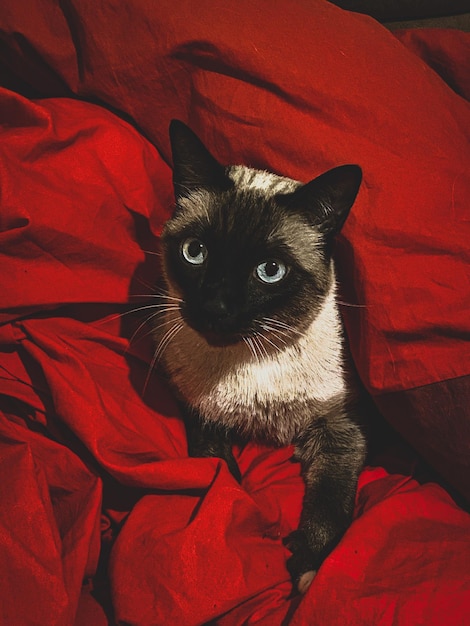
[196,329,243,348]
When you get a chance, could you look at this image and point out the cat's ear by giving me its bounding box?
[169,120,233,197]
[277,165,362,236]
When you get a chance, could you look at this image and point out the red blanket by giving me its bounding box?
[0,1,469,624]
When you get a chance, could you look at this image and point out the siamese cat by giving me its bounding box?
[153,120,366,594]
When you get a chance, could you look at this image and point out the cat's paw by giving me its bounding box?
[185,419,241,482]
[283,530,317,595]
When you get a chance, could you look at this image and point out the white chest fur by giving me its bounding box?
[159,283,346,445]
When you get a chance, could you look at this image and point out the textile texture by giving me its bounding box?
[0,1,469,624]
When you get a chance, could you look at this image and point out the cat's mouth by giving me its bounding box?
[182,315,244,347]
[179,303,248,347]
[198,330,243,347]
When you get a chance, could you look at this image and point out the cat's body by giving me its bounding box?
[154,120,366,593]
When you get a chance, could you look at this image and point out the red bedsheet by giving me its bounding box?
[0,1,469,624]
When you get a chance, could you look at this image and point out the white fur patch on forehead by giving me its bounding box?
[228,165,300,195]
[227,167,326,273]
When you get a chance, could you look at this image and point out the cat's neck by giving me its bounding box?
[162,273,347,438]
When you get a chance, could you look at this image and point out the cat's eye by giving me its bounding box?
[255,260,287,284]
[181,238,208,265]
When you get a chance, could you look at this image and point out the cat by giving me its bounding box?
[153,119,366,594]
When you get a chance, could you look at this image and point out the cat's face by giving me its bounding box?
[161,121,361,346]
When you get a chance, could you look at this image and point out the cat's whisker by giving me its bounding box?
[141,249,161,257]
[126,315,159,351]
[150,289,185,304]
[261,331,288,353]
[135,276,159,293]
[152,313,183,329]
[126,325,153,354]
[259,323,289,345]
[129,285,183,301]
[260,333,283,355]
[262,316,298,333]
[126,312,182,353]
[252,336,264,363]
[261,316,289,326]
[257,317,300,349]
[153,320,185,362]
[263,316,311,343]
[253,336,264,364]
[129,293,183,303]
[110,303,181,323]
[130,317,184,348]
[94,303,179,327]
[132,304,181,313]
[261,320,289,334]
[94,308,130,327]
[157,294,184,304]
[253,334,269,361]
[143,320,185,395]
[337,300,367,309]
[243,336,258,363]
[245,334,259,363]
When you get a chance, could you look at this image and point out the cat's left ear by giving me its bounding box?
[169,120,233,198]
[277,165,362,236]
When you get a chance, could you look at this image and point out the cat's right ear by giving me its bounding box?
[276,165,362,238]
[169,120,233,198]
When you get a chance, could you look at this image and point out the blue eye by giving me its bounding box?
[255,260,287,284]
[181,238,208,265]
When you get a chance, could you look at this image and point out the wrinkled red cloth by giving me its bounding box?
[2,0,469,497]
[0,1,469,624]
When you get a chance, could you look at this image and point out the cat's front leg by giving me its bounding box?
[285,409,366,594]
[184,410,241,482]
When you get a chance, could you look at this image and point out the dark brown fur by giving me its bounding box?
[154,120,366,592]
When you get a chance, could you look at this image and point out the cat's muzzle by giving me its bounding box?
[186,305,245,346]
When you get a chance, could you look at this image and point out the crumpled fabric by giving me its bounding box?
[0,1,469,624]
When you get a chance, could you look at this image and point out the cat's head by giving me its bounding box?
[160,120,361,346]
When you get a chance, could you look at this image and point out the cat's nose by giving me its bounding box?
[201,296,240,335]
[203,297,230,321]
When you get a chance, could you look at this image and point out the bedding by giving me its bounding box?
[0,1,469,624]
